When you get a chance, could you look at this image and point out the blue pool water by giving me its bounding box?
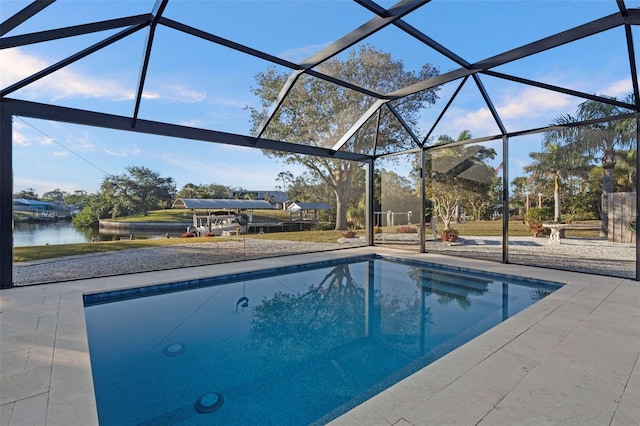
[84,255,561,425]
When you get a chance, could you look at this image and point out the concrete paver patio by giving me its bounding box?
[1,247,638,425]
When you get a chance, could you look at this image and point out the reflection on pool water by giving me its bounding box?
[83,255,561,425]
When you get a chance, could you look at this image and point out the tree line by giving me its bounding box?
[13,165,361,229]
[14,166,178,227]
[14,106,635,233]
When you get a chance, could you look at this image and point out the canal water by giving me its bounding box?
[13,221,96,247]
[13,222,179,247]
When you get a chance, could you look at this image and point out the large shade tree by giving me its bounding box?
[249,45,439,229]
[13,188,39,199]
[250,264,428,360]
[41,188,67,203]
[101,166,176,216]
[83,166,175,222]
[176,182,232,199]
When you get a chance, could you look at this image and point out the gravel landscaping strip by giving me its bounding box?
[13,236,635,285]
[382,235,636,279]
[13,239,363,286]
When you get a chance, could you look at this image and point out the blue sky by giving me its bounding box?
[2,0,636,197]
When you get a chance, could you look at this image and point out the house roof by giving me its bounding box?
[228,191,289,204]
[285,202,332,212]
[172,198,276,210]
[13,198,54,207]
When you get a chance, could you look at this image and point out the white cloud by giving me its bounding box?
[599,78,633,98]
[498,88,572,120]
[1,49,135,101]
[219,144,253,152]
[12,122,30,146]
[447,107,497,135]
[178,119,202,127]
[37,135,54,146]
[12,121,60,147]
[279,43,328,63]
[73,131,96,152]
[104,144,141,157]
[13,176,95,195]
[12,119,98,155]
[0,49,201,102]
[432,86,577,138]
[148,83,206,103]
[161,152,277,188]
[212,98,246,109]
[161,153,234,176]
[0,49,45,87]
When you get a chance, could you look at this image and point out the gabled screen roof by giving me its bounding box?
[1,0,638,159]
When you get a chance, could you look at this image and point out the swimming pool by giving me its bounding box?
[83,255,561,425]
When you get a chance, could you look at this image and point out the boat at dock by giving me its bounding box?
[190,211,246,236]
[173,198,276,236]
[33,210,58,221]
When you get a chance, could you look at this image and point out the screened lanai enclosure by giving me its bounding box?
[2,0,639,287]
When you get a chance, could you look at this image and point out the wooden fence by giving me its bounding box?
[608,192,636,244]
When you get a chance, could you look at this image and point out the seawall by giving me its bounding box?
[99,219,191,233]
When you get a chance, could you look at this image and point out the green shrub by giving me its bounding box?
[568,210,600,221]
[526,207,552,224]
[72,207,99,227]
[309,222,333,231]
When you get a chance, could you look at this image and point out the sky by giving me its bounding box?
[2,0,636,198]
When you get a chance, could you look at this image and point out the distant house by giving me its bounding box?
[13,198,56,212]
[285,202,332,221]
[13,198,64,220]
[229,190,289,208]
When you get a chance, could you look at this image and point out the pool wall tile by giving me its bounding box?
[82,254,378,306]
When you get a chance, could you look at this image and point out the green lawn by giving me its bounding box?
[110,210,194,222]
[13,211,34,221]
[14,218,602,262]
[13,236,232,262]
[419,219,601,237]
[385,219,531,236]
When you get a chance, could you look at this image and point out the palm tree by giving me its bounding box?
[545,96,635,234]
[524,139,592,222]
[614,149,637,192]
[263,193,275,205]
[276,171,294,192]
[510,176,536,218]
